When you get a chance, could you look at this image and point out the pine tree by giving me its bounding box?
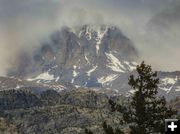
[112,61,176,134]
[85,62,176,134]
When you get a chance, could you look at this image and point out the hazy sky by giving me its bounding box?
[0,0,180,75]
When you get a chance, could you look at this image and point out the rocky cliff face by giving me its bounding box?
[8,25,138,79]
[0,24,179,133]
[5,25,180,100]
[6,25,137,92]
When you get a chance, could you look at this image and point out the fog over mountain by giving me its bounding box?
[0,0,180,75]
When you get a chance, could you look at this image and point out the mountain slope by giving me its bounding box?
[5,25,180,99]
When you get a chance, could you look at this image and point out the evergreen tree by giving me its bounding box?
[85,62,176,134]
[111,61,176,134]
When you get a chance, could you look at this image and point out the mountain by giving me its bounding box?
[0,76,75,93]
[157,71,180,99]
[0,24,180,134]
[6,25,180,100]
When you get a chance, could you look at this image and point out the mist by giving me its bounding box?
[0,0,180,75]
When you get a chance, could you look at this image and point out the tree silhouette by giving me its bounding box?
[85,62,176,134]
[110,61,176,134]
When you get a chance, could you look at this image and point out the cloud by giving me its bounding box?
[136,4,180,71]
[0,0,62,75]
[0,0,180,75]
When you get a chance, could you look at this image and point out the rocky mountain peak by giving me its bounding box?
[4,24,180,100]
[7,24,139,92]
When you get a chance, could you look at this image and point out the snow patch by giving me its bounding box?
[175,86,180,92]
[124,61,136,71]
[98,74,119,85]
[161,77,178,85]
[71,78,75,83]
[50,85,66,92]
[18,79,22,82]
[159,76,178,93]
[105,52,126,72]
[85,55,90,64]
[55,76,60,82]
[73,65,77,69]
[159,86,174,93]
[73,65,79,77]
[132,62,138,66]
[129,89,136,94]
[27,72,55,81]
[96,44,100,54]
[15,85,22,89]
[95,26,108,45]
[36,80,41,83]
[85,27,92,40]
[52,65,58,69]
[75,85,81,88]
[73,70,79,77]
[95,27,108,54]
[87,66,97,76]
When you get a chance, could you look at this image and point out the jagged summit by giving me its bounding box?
[8,24,138,74]
[6,24,180,99]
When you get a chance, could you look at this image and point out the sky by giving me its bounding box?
[0,0,180,75]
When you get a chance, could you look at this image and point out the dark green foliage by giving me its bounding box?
[0,89,42,110]
[0,117,19,134]
[128,62,176,134]
[85,122,124,134]
[1,88,117,134]
[102,122,124,134]
[85,62,177,134]
[40,90,61,105]
[103,122,114,134]
[85,128,93,134]
[110,62,177,134]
